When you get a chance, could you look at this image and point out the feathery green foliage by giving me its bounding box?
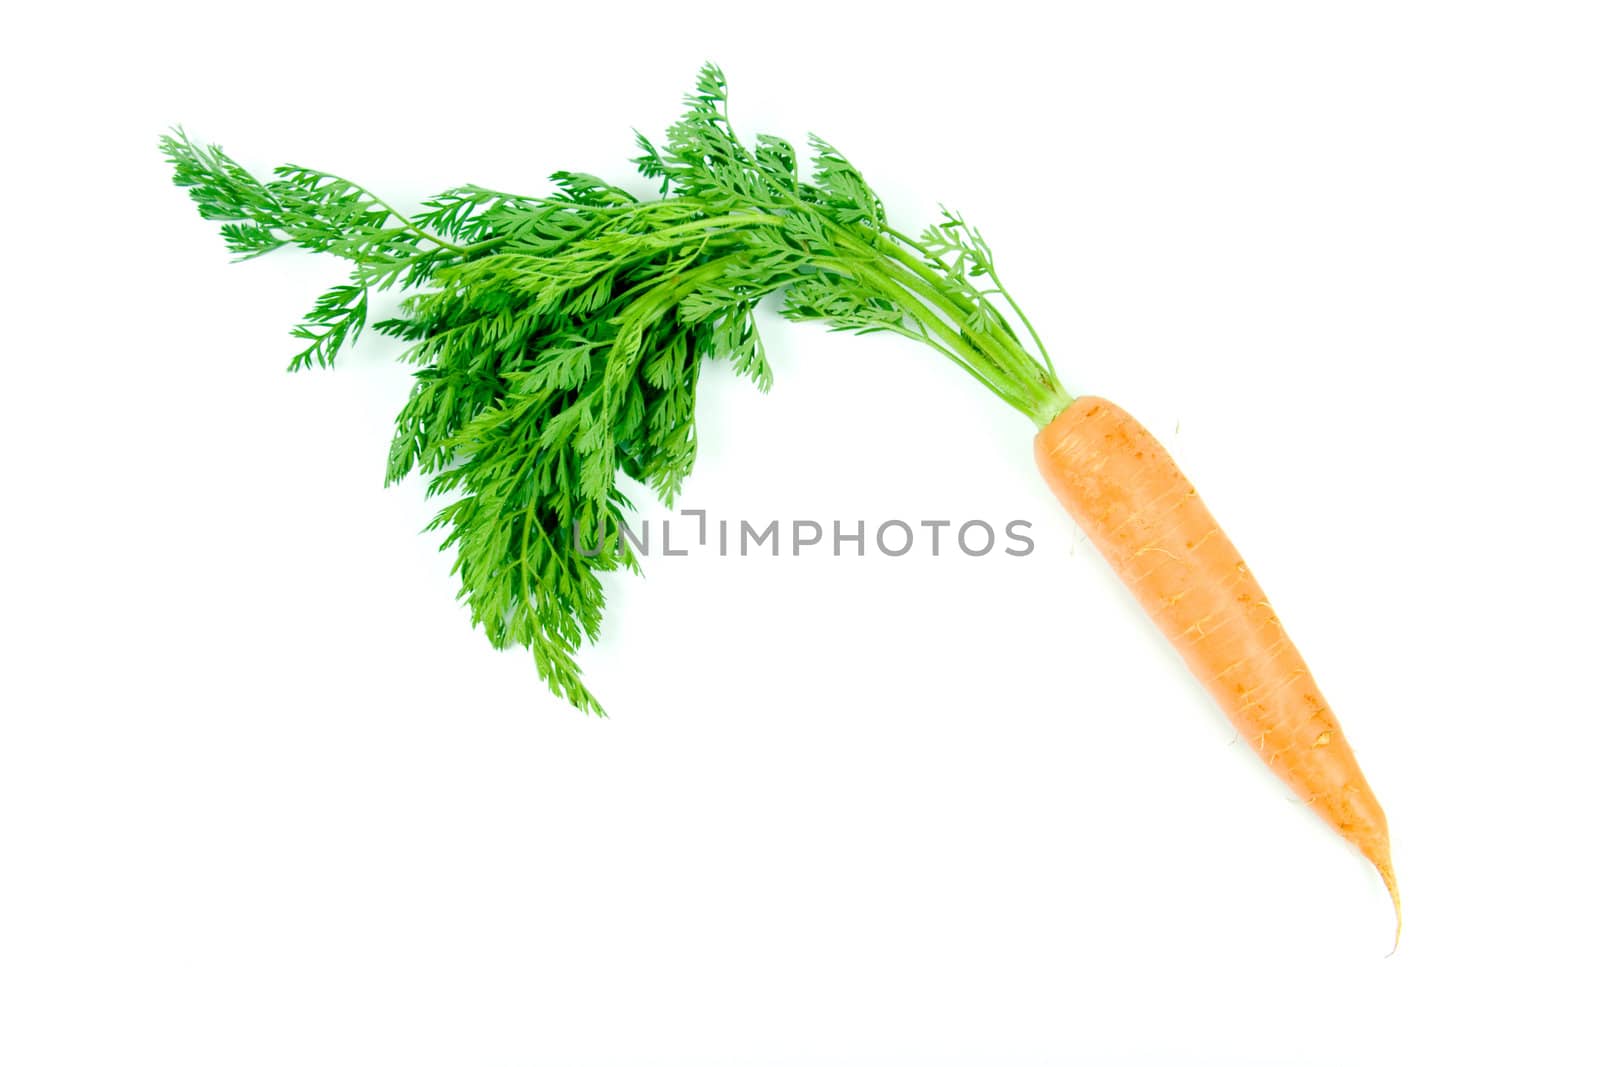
[162,63,1068,714]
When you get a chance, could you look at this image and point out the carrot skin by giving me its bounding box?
[1035,397,1397,937]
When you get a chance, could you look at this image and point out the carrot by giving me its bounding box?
[166,64,1397,942]
[1036,396,1398,941]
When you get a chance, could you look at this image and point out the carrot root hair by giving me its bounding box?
[1379,856,1402,955]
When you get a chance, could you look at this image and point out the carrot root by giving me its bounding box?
[1035,396,1397,944]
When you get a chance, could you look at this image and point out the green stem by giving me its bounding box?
[826,220,1048,394]
[359,191,474,255]
[885,321,1029,412]
[881,226,1056,382]
[848,260,1036,412]
[632,211,788,242]
[876,226,1069,425]
[858,243,1024,376]
[851,249,1058,415]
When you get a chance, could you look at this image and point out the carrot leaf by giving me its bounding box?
[162,64,1069,713]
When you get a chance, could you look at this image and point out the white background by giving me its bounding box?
[4,2,1597,1064]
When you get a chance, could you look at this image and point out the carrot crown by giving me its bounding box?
[161,63,1069,713]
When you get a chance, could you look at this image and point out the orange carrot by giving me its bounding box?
[1036,397,1398,941]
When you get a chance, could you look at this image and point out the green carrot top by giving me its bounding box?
[162,63,1067,713]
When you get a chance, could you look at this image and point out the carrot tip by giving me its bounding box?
[1379,861,1402,957]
